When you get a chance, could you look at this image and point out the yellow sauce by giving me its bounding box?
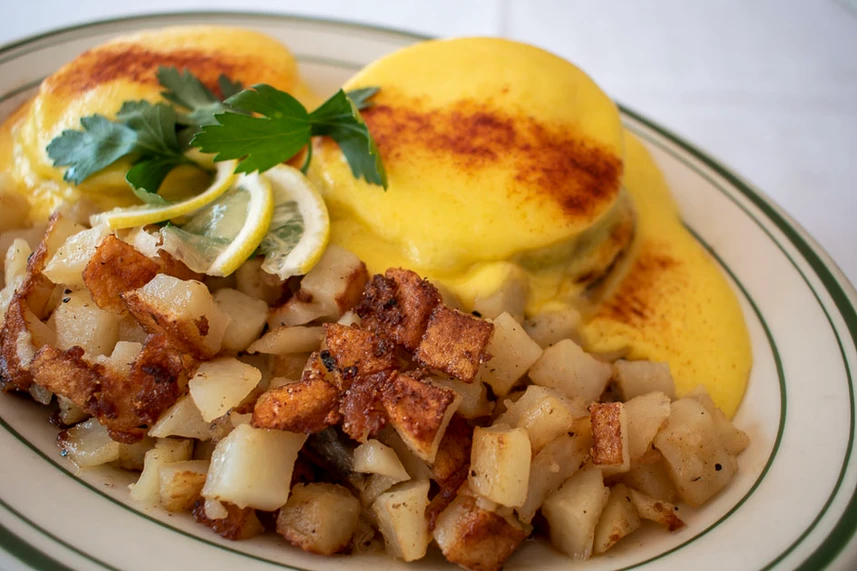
[581,133,752,417]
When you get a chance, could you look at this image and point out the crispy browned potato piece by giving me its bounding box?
[433,494,529,571]
[340,371,392,442]
[82,236,160,313]
[192,500,264,540]
[30,345,98,408]
[121,288,213,359]
[357,268,441,350]
[252,377,340,433]
[0,214,70,392]
[322,323,397,385]
[30,335,185,442]
[590,402,628,469]
[415,306,493,383]
[157,250,204,282]
[381,373,460,463]
[431,415,473,488]
[0,300,48,392]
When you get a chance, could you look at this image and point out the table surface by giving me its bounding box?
[4,0,857,286]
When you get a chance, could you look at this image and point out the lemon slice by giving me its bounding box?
[259,165,330,280]
[159,172,274,277]
[90,160,238,229]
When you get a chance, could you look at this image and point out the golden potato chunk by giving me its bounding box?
[381,373,461,463]
[82,235,160,313]
[433,493,528,571]
[589,402,630,474]
[593,483,641,554]
[252,377,340,433]
[323,323,398,383]
[159,460,209,512]
[192,500,264,540]
[340,371,391,442]
[415,306,493,383]
[277,483,361,555]
[357,268,441,350]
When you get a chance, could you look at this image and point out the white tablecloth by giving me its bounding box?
[5,0,857,285]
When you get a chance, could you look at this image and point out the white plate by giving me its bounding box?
[0,11,856,571]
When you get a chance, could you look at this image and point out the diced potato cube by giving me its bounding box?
[471,264,529,323]
[213,288,268,352]
[477,312,543,397]
[372,480,431,562]
[115,437,155,471]
[353,439,410,482]
[687,386,750,455]
[100,340,143,377]
[4,238,31,287]
[517,431,590,524]
[251,377,340,433]
[613,360,677,400]
[590,402,630,475]
[433,493,528,571]
[129,439,193,504]
[235,257,283,304]
[50,290,120,358]
[358,474,398,507]
[625,391,671,462]
[82,235,160,313]
[57,417,120,468]
[192,500,264,540]
[628,488,685,531]
[202,424,306,511]
[497,385,574,452]
[122,274,228,358]
[149,395,212,440]
[415,306,494,383]
[246,325,323,355]
[42,225,110,288]
[542,464,609,560]
[57,395,89,426]
[381,373,461,463]
[593,484,641,554]
[189,358,262,422]
[529,339,612,402]
[618,456,677,503]
[357,268,441,351]
[469,425,531,508]
[268,244,368,328]
[277,483,361,555]
[378,428,433,482]
[430,376,493,419]
[653,398,737,507]
[523,305,582,348]
[159,460,209,512]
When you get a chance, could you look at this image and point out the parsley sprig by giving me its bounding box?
[46,66,386,202]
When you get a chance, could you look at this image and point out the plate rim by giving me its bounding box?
[0,10,855,571]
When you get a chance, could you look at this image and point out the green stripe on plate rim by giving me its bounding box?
[0,498,118,571]
[0,11,854,570]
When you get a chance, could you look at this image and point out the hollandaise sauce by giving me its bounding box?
[581,133,752,417]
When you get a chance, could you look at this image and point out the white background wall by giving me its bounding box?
[4,0,857,284]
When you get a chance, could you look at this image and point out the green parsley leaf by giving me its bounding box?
[157,66,229,127]
[218,75,244,99]
[46,115,137,184]
[309,89,387,188]
[116,101,182,157]
[346,87,380,111]
[192,85,311,174]
[125,157,184,205]
[191,85,386,188]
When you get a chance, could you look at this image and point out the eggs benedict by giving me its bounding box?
[0,26,304,220]
[310,37,752,415]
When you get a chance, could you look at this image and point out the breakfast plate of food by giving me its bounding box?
[0,11,855,571]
